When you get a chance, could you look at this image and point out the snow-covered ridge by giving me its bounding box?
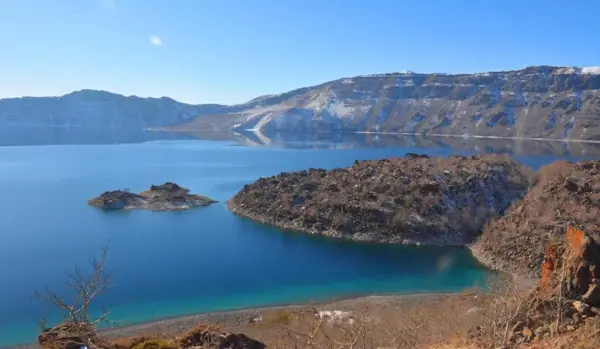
[335,66,600,84]
[582,66,600,75]
[555,66,600,75]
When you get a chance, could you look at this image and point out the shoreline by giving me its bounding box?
[156,127,600,145]
[10,292,462,349]
[227,204,468,247]
[355,131,600,144]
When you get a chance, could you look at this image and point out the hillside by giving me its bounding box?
[175,65,600,140]
[3,66,600,140]
[0,90,225,129]
[227,154,533,245]
[471,159,600,277]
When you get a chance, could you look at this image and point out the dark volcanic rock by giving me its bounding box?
[471,160,600,277]
[227,154,533,246]
[88,182,217,211]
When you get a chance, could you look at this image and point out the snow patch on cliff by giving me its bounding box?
[554,66,600,75]
[582,66,600,74]
[555,67,579,75]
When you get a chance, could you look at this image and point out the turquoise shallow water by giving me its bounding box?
[0,138,595,347]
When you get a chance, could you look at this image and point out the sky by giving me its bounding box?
[0,0,598,105]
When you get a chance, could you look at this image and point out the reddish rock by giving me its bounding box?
[537,226,600,307]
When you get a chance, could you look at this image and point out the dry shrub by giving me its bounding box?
[177,324,222,348]
[113,335,155,349]
[236,278,551,349]
[130,339,178,349]
[571,316,600,349]
[469,275,529,348]
[268,310,294,325]
[246,295,490,349]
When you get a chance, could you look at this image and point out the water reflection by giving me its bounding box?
[3,126,600,157]
[0,126,195,146]
[153,129,600,157]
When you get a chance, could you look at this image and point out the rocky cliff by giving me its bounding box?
[4,66,600,141]
[176,65,600,141]
[88,182,217,211]
[227,154,533,245]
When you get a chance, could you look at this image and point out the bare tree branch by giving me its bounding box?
[32,241,114,328]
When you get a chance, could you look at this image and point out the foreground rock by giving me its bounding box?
[471,160,600,277]
[227,154,532,245]
[39,323,112,349]
[493,227,600,346]
[88,182,217,211]
[39,322,265,349]
[176,324,265,349]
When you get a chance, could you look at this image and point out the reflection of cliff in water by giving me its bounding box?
[3,126,600,157]
[0,127,193,146]
[216,130,600,157]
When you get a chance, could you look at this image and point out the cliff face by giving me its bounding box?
[5,66,600,141]
[227,154,533,245]
[176,66,600,141]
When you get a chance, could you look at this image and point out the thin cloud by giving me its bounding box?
[101,0,115,10]
[150,35,163,47]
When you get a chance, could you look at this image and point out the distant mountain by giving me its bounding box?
[3,66,600,141]
[173,65,600,141]
[0,89,226,129]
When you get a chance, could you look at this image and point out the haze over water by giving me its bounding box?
[1,132,598,347]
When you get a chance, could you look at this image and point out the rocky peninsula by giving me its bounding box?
[227,153,533,246]
[88,182,217,211]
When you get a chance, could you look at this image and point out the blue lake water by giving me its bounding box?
[1,136,598,347]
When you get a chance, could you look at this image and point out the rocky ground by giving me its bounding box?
[88,182,217,211]
[19,294,474,349]
[489,226,600,348]
[228,153,533,245]
[471,160,600,277]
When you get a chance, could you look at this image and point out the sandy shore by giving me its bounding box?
[11,293,460,349]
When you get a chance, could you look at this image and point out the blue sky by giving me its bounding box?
[0,0,598,104]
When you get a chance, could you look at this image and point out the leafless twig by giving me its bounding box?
[33,241,115,327]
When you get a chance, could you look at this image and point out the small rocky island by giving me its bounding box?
[227,153,533,246]
[88,182,217,211]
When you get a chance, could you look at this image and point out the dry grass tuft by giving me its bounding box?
[130,339,178,349]
[112,336,156,349]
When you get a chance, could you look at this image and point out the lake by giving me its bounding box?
[1,133,598,347]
